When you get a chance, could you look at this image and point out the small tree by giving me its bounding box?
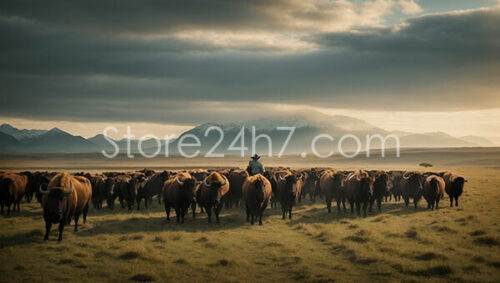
[419,162,433,168]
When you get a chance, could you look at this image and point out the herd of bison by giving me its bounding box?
[0,168,467,242]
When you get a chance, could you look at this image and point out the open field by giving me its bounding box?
[0,149,499,282]
[1,147,499,173]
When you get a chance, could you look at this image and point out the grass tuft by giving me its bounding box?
[118,251,141,260]
[129,274,155,282]
[410,265,453,277]
[405,229,418,239]
[343,236,368,243]
[414,252,447,261]
[469,230,486,237]
[473,237,498,246]
[174,258,188,264]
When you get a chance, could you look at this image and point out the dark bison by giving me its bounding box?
[369,170,389,212]
[300,170,319,202]
[345,170,373,217]
[442,172,467,207]
[226,169,248,208]
[263,170,278,208]
[137,170,169,209]
[162,172,197,224]
[197,172,230,223]
[0,173,28,214]
[400,171,425,209]
[39,172,92,241]
[423,175,445,210]
[113,175,133,210]
[87,174,107,209]
[276,170,300,220]
[242,174,272,225]
[319,170,345,213]
[389,171,403,202]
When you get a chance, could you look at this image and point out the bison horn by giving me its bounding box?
[402,172,410,180]
[279,175,286,181]
[203,178,211,187]
[62,181,73,195]
[39,185,49,195]
[347,172,355,181]
[176,177,184,186]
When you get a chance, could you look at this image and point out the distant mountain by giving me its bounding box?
[0,115,496,154]
[0,123,47,140]
[460,135,495,146]
[22,128,99,153]
[0,131,25,152]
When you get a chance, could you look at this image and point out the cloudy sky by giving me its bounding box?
[1,0,499,141]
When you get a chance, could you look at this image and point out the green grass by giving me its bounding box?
[1,168,499,282]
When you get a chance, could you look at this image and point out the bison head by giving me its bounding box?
[403,172,424,194]
[280,174,298,199]
[203,174,228,205]
[360,176,374,199]
[40,182,73,223]
[177,177,197,203]
[332,172,345,188]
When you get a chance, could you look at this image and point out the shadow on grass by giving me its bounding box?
[286,201,427,225]
[0,228,44,248]
[78,211,251,236]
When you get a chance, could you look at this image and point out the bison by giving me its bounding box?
[226,169,248,208]
[137,170,169,209]
[300,170,319,202]
[242,174,272,225]
[442,172,467,207]
[369,170,389,212]
[0,173,28,214]
[197,172,230,223]
[263,170,278,208]
[400,171,425,209]
[276,170,300,220]
[423,175,445,210]
[162,172,197,224]
[39,172,92,241]
[345,170,373,217]
[319,170,345,213]
[389,171,403,202]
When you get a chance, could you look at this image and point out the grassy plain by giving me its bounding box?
[0,148,499,282]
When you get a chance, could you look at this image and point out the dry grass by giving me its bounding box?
[0,167,499,282]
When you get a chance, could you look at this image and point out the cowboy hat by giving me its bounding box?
[251,154,261,160]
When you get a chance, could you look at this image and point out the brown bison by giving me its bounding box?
[226,169,248,208]
[242,174,272,225]
[400,171,425,209]
[0,173,28,214]
[423,175,445,210]
[39,172,92,241]
[345,170,373,217]
[276,170,301,219]
[319,170,345,213]
[369,170,389,212]
[162,172,197,224]
[442,172,467,207]
[137,170,170,209]
[300,170,319,202]
[197,172,230,223]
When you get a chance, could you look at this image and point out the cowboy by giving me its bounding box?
[248,154,265,176]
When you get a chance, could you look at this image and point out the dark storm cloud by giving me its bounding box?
[314,8,500,55]
[0,3,499,124]
[0,0,357,34]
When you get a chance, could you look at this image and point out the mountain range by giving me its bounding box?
[0,113,495,154]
